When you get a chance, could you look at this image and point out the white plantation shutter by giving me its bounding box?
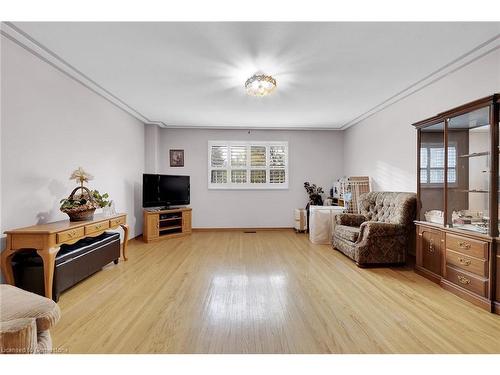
[211,145,228,167]
[211,170,227,183]
[250,146,266,167]
[269,169,286,184]
[420,143,457,184]
[231,170,247,183]
[250,145,267,183]
[250,170,266,183]
[230,145,247,167]
[208,141,288,189]
[269,145,286,184]
[269,146,286,167]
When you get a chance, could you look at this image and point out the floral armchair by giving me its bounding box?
[332,192,417,267]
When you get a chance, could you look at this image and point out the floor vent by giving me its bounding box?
[243,231,257,233]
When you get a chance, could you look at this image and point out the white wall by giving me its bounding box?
[153,128,344,228]
[144,124,160,174]
[1,36,145,242]
[343,48,500,192]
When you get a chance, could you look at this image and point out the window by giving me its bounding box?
[208,141,289,189]
[420,143,457,185]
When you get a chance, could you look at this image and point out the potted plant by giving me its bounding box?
[60,167,112,221]
[304,182,324,207]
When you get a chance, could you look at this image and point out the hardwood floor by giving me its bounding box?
[52,230,500,354]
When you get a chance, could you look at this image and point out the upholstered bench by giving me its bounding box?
[12,232,120,302]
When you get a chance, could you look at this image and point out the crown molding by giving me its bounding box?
[156,124,342,131]
[2,22,499,131]
[340,33,500,130]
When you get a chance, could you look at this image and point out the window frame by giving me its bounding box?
[208,140,289,190]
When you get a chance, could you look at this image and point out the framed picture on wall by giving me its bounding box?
[170,149,184,167]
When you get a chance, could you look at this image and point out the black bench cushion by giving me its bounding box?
[12,232,120,265]
[55,232,120,265]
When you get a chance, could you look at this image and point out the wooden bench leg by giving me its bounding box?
[120,224,129,261]
[36,247,60,300]
[0,248,16,285]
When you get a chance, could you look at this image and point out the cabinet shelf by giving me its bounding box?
[458,151,489,158]
[455,189,489,193]
[159,217,182,222]
[159,225,182,232]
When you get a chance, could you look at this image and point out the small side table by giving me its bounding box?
[294,208,307,232]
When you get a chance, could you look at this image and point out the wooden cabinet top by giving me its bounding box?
[143,207,192,215]
[4,213,126,234]
[414,221,493,242]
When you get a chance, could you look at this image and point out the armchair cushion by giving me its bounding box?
[358,221,406,239]
[335,225,361,242]
[335,213,367,227]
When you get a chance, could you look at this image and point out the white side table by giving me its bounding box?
[294,208,307,232]
[309,205,345,244]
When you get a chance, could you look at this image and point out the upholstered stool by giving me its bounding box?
[0,284,61,354]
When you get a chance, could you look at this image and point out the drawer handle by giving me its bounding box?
[458,241,471,250]
[458,257,471,266]
[457,275,471,285]
[95,224,102,230]
[68,230,77,238]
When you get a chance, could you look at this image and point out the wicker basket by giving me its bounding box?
[61,186,99,222]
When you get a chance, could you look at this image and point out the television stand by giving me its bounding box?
[143,207,192,243]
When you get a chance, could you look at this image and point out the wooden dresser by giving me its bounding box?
[413,94,499,314]
[415,222,495,311]
[1,213,129,300]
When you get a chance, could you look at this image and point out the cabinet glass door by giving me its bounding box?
[419,122,445,224]
[447,106,490,234]
[498,106,500,236]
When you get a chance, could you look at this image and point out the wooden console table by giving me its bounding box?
[1,213,129,300]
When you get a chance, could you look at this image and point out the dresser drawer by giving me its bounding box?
[85,220,110,235]
[445,266,488,297]
[57,227,84,243]
[445,233,488,260]
[446,249,488,277]
[109,216,126,227]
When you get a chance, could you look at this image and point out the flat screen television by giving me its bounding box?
[143,174,190,208]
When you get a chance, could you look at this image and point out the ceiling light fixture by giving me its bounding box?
[245,74,277,97]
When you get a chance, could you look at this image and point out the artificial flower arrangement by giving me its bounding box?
[60,167,112,221]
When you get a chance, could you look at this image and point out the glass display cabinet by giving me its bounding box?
[413,94,500,314]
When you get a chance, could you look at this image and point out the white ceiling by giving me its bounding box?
[8,22,500,129]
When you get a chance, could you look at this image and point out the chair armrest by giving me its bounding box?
[0,318,37,354]
[336,213,367,227]
[358,221,405,240]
